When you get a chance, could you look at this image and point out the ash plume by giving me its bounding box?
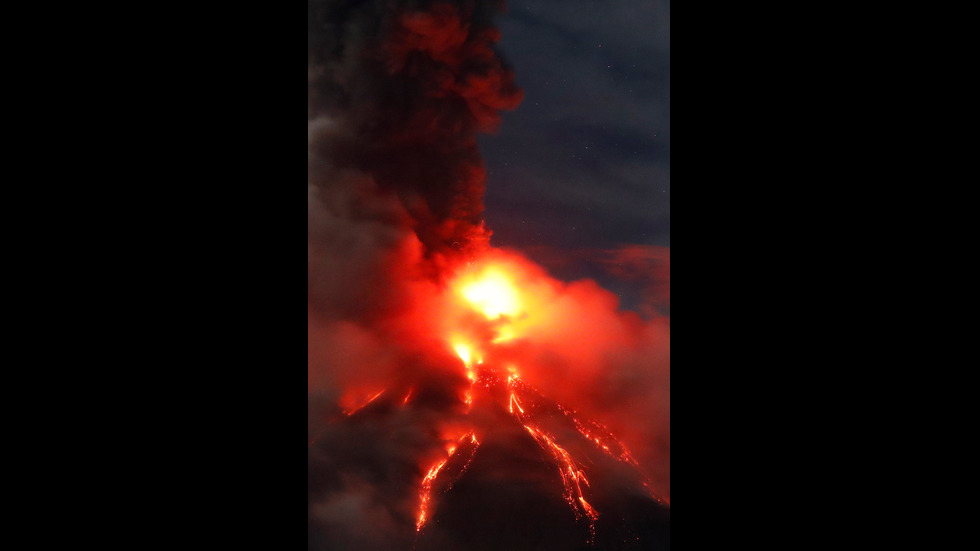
[308,0,522,256]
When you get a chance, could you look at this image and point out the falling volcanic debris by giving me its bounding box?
[308,1,669,550]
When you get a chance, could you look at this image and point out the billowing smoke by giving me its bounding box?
[307,0,523,455]
[309,2,668,550]
[308,0,522,255]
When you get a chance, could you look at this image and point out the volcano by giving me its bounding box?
[308,1,669,548]
[309,361,669,551]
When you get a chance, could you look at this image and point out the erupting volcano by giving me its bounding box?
[309,1,669,549]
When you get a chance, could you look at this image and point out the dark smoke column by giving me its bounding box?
[308,3,528,549]
[308,0,523,256]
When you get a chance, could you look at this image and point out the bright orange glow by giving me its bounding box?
[459,267,521,319]
[451,340,479,408]
[453,342,473,366]
[491,327,516,343]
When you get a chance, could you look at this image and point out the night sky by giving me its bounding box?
[479,0,669,307]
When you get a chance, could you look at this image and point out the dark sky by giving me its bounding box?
[479,0,670,259]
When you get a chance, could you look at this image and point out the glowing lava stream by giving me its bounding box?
[416,459,449,532]
[342,389,385,416]
[416,432,480,532]
[506,373,600,539]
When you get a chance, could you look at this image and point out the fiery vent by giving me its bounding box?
[457,267,521,320]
